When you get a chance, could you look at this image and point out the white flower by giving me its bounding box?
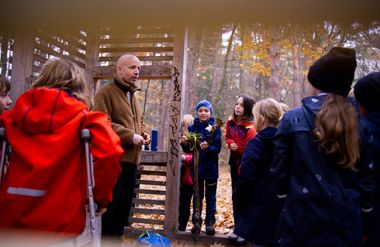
[205,124,214,132]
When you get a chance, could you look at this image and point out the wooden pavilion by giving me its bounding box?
[1,0,379,243]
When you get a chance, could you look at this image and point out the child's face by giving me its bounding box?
[0,92,12,110]
[181,122,189,133]
[234,97,244,117]
[197,106,211,122]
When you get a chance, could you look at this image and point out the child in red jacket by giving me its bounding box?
[0,59,123,242]
[225,94,256,244]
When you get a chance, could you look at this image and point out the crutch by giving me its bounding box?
[81,129,100,247]
[0,127,7,185]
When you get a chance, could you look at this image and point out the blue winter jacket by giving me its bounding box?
[271,94,373,247]
[184,117,222,180]
[234,127,282,245]
[360,111,380,246]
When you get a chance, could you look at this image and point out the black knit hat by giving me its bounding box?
[307,47,357,96]
[354,72,380,112]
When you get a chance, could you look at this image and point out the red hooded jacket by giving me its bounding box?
[0,88,123,239]
[225,116,256,155]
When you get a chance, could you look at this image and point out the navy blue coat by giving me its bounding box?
[234,127,283,246]
[271,95,372,247]
[185,117,222,180]
[360,112,380,247]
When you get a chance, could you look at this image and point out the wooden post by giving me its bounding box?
[10,32,34,100]
[84,29,99,94]
[165,26,187,234]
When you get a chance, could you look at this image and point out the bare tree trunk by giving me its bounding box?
[269,32,281,100]
[210,27,223,103]
[215,24,237,118]
[292,43,303,106]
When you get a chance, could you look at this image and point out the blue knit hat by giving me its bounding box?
[196,100,213,115]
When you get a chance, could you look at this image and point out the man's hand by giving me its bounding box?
[142,132,151,145]
[133,133,145,145]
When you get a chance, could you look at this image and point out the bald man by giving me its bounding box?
[93,54,151,237]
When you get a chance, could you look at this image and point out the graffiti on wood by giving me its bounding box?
[168,66,181,176]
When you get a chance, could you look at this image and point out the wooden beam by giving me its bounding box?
[136,170,166,176]
[36,31,86,60]
[98,55,173,63]
[93,65,172,80]
[101,27,174,35]
[10,32,35,99]
[136,180,166,186]
[132,198,166,206]
[84,30,99,93]
[128,218,165,225]
[130,208,165,215]
[164,26,186,234]
[34,43,85,68]
[134,188,166,196]
[141,150,168,163]
[99,37,174,44]
[99,46,173,53]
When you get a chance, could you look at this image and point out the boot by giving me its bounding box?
[205,224,215,236]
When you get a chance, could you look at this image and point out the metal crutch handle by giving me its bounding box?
[0,127,7,185]
[81,129,99,247]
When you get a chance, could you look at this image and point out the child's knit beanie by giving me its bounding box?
[307,47,357,96]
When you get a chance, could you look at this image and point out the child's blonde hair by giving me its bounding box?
[182,114,194,130]
[253,98,282,132]
[32,58,92,107]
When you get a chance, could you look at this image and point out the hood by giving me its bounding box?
[301,94,358,128]
[8,88,87,134]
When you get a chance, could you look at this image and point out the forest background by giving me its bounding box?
[137,21,380,155]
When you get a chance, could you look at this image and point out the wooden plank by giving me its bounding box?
[98,55,173,62]
[140,162,166,167]
[34,43,85,68]
[137,170,166,176]
[99,46,173,53]
[36,32,86,60]
[133,198,166,206]
[33,53,47,64]
[128,218,165,225]
[124,227,164,235]
[131,208,165,215]
[99,37,174,44]
[59,31,87,50]
[93,65,172,79]
[134,188,166,195]
[141,151,168,163]
[136,180,166,186]
[32,64,42,74]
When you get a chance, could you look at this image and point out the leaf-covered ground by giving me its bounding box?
[130,164,234,235]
